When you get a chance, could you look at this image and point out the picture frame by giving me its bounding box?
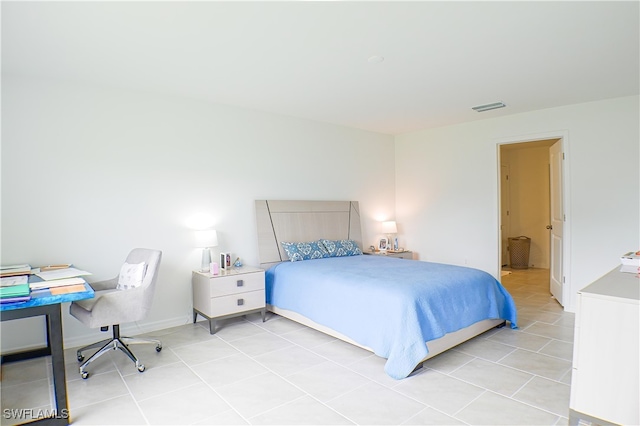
[378,238,388,252]
[219,252,231,270]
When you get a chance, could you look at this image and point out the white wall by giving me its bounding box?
[395,95,640,312]
[2,77,637,351]
[1,76,395,351]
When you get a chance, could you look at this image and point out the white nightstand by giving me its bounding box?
[364,250,413,260]
[192,266,266,334]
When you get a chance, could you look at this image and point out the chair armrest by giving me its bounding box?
[89,276,119,292]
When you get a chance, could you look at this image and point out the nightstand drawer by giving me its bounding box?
[209,289,266,317]
[209,272,264,297]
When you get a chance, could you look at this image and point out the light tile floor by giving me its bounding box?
[1,268,575,425]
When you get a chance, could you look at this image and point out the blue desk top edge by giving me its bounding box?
[0,283,95,311]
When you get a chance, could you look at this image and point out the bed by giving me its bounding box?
[255,200,517,379]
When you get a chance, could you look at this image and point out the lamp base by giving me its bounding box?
[201,248,212,272]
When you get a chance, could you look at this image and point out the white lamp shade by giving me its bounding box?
[195,229,218,248]
[381,221,398,234]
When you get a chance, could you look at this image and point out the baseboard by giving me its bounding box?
[63,315,193,350]
[1,314,195,355]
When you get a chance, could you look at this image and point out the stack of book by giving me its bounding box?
[0,264,92,305]
[0,264,32,277]
[31,277,88,295]
[620,251,640,274]
[31,266,91,295]
[0,264,32,303]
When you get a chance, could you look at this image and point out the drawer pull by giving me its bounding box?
[237,279,244,287]
[237,298,244,306]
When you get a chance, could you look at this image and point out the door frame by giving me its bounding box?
[500,163,511,267]
[496,130,572,311]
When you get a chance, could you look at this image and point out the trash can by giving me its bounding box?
[508,236,531,269]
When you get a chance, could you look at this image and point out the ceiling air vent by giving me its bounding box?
[472,102,506,112]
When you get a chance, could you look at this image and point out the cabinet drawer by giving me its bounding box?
[210,271,264,297]
[210,289,265,317]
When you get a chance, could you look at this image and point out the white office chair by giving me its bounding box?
[69,248,162,379]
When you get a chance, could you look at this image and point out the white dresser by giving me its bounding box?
[192,266,266,334]
[569,267,639,425]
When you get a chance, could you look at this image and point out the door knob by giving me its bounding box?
[546,225,553,230]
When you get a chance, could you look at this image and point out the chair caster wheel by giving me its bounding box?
[77,354,84,362]
[81,371,89,379]
[137,364,146,373]
[155,345,162,352]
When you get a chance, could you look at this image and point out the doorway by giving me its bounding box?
[498,137,566,306]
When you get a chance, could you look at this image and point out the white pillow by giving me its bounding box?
[116,262,147,290]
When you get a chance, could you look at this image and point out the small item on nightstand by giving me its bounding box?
[220,253,232,270]
[210,262,219,275]
[233,258,243,268]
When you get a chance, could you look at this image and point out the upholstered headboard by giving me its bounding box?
[255,200,363,268]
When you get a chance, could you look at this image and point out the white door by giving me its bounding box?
[549,140,564,305]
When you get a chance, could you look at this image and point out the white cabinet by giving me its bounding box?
[192,266,265,334]
[569,267,639,425]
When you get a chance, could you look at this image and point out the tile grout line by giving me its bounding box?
[169,344,255,425]
[225,318,374,424]
[178,318,361,424]
[245,315,456,424]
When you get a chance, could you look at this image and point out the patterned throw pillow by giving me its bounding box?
[116,262,147,290]
[281,241,330,262]
[321,239,363,257]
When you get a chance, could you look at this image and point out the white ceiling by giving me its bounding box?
[2,1,638,135]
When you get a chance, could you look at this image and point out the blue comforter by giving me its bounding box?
[266,255,517,379]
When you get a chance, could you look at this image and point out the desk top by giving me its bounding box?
[0,282,94,312]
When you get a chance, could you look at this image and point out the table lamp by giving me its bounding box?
[195,229,218,272]
[381,221,398,251]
